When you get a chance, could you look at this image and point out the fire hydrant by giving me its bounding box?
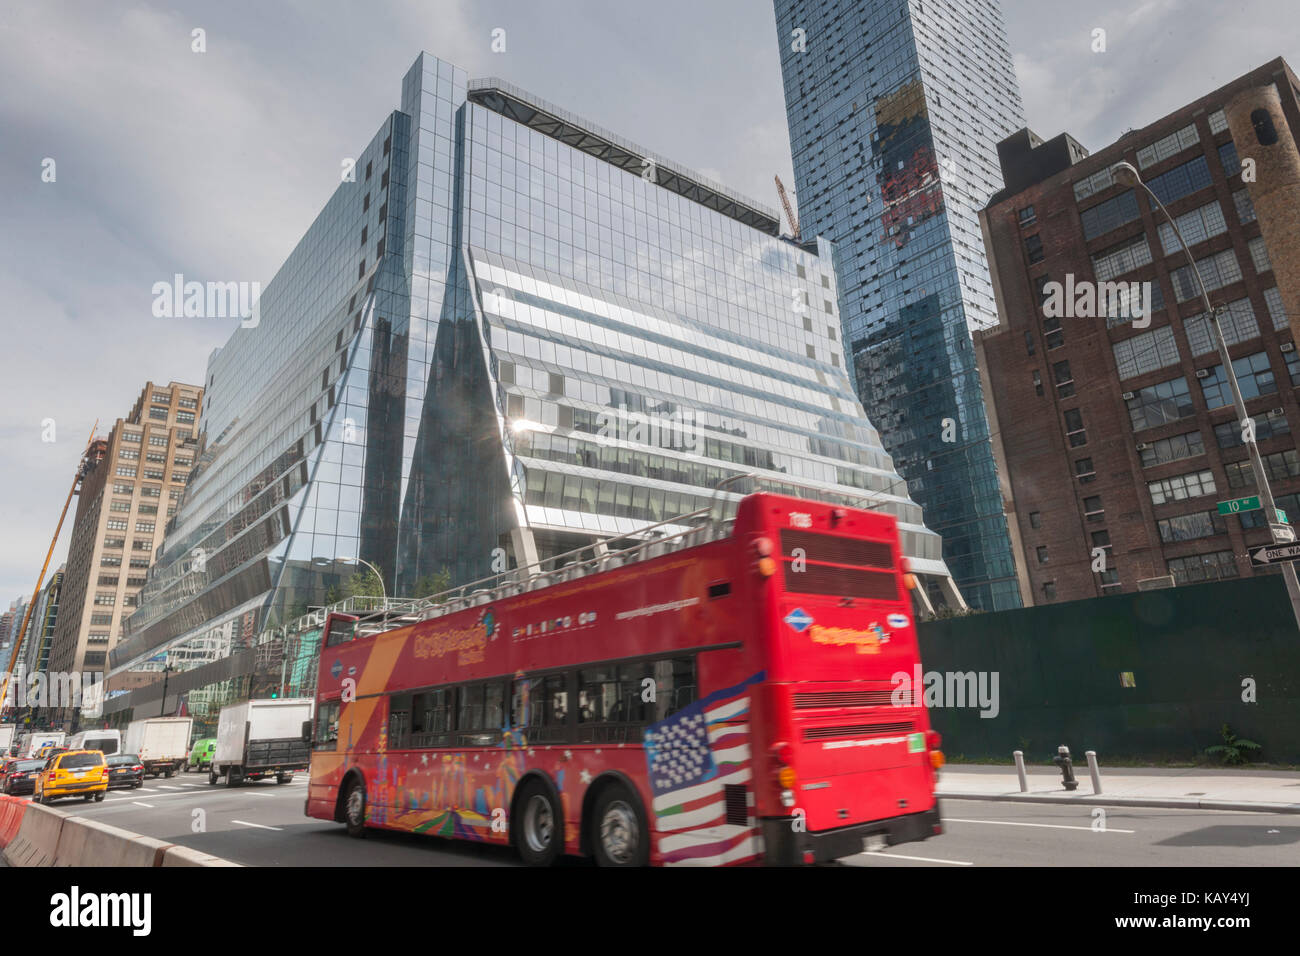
[1053,745,1078,791]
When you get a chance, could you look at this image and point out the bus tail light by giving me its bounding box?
[771,741,797,806]
[753,537,776,578]
[926,730,944,769]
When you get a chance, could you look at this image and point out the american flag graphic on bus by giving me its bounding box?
[643,671,765,866]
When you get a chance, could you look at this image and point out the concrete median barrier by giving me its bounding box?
[1,799,240,867]
[160,844,242,867]
[3,801,65,867]
[0,795,29,849]
[53,814,172,867]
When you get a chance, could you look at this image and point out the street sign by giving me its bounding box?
[1271,523,1296,544]
[1278,509,1289,525]
[1217,496,1262,515]
[1250,542,1300,566]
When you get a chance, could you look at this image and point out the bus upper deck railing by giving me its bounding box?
[287,474,893,641]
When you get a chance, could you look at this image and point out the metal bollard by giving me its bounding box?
[1052,744,1078,791]
[1013,750,1028,792]
[1085,750,1102,794]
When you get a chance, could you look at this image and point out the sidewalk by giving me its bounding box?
[937,763,1300,813]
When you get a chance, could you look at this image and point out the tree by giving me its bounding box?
[413,566,452,602]
[343,568,385,599]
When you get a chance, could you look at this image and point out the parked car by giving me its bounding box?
[105,754,145,790]
[33,750,108,804]
[185,738,217,772]
[0,758,47,796]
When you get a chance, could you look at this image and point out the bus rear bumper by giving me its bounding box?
[759,806,941,865]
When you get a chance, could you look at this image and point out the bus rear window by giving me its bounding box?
[779,530,893,569]
[778,530,899,600]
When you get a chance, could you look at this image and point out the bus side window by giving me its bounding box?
[315,701,340,750]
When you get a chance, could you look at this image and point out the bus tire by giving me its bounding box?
[514,778,562,867]
[344,778,367,838]
[591,781,649,867]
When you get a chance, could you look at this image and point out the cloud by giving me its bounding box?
[0,0,1296,604]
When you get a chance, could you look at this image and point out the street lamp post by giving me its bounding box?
[1112,161,1300,632]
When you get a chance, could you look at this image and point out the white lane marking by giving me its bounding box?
[231,819,282,831]
[944,817,1135,834]
[860,850,973,866]
[132,802,154,808]
[157,785,183,791]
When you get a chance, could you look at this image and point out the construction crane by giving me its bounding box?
[0,423,99,720]
[774,174,801,240]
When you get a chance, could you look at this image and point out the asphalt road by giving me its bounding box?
[40,779,1300,867]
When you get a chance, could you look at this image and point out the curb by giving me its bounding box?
[938,791,1300,814]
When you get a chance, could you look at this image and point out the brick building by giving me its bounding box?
[48,382,203,682]
[978,57,1300,604]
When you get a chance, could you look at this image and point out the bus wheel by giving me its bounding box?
[515,779,562,866]
[592,782,649,867]
[344,778,367,838]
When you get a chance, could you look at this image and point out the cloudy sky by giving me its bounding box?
[1,0,1296,603]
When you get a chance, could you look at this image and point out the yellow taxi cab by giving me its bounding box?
[33,750,108,804]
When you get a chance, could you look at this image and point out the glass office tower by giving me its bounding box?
[773,0,1027,609]
[113,53,954,675]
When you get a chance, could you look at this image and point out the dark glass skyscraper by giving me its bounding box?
[773,0,1027,609]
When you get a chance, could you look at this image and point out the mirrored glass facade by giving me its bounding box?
[774,0,1027,609]
[113,53,951,676]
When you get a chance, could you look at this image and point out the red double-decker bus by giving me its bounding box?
[306,490,944,865]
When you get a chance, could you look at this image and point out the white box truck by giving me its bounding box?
[18,731,65,758]
[123,717,193,777]
[210,698,313,786]
[67,729,122,756]
[0,724,16,756]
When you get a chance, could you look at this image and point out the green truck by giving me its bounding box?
[184,738,217,772]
